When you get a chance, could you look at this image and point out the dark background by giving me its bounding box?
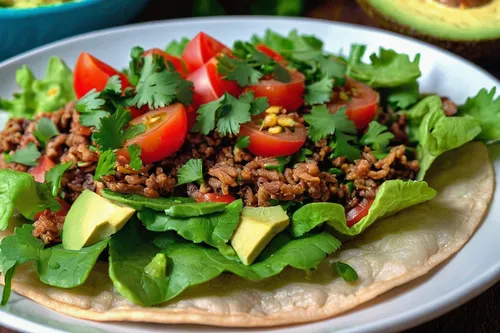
[1,0,499,332]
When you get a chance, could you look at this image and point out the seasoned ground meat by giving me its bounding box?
[32,210,65,244]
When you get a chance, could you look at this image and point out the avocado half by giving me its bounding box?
[357,0,500,59]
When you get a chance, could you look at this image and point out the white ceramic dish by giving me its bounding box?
[0,16,498,333]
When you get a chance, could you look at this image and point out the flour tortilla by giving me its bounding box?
[0,142,494,327]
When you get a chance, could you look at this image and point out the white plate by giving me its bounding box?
[0,16,499,333]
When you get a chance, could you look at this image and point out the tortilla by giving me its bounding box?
[0,141,494,327]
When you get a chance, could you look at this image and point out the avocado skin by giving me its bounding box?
[357,0,500,60]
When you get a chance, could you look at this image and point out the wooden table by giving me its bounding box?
[1,1,499,332]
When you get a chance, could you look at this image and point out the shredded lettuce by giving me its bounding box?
[291,180,436,238]
[0,170,60,231]
[109,219,340,306]
[0,57,75,118]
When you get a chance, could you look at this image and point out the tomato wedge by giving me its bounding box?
[73,52,131,99]
[126,104,188,164]
[239,121,307,157]
[34,197,70,221]
[182,32,231,72]
[197,193,236,203]
[245,70,305,112]
[327,78,379,130]
[346,198,374,227]
[255,44,285,62]
[187,57,242,108]
[29,155,55,183]
[143,48,189,78]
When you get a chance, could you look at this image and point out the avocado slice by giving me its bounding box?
[357,0,500,59]
[231,206,290,265]
[62,190,136,251]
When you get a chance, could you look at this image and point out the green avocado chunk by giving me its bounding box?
[62,190,135,251]
[231,206,290,265]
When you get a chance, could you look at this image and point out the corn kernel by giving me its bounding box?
[277,116,295,127]
[265,106,283,114]
[268,126,283,134]
[260,114,277,130]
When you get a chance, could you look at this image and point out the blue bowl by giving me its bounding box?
[0,0,152,61]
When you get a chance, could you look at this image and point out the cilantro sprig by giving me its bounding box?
[264,156,291,173]
[360,121,395,152]
[217,41,290,87]
[93,107,145,151]
[4,143,41,167]
[94,150,117,181]
[127,145,143,171]
[33,118,60,147]
[195,92,268,136]
[177,159,204,186]
[45,162,72,196]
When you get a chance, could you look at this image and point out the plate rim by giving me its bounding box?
[0,15,499,333]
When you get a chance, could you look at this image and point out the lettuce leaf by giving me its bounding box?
[0,57,75,119]
[100,189,194,211]
[406,96,482,179]
[0,170,60,231]
[457,88,500,141]
[0,224,108,305]
[138,200,243,256]
[109,219,340,306]
[291,180,436,238]
[347,48,421,88]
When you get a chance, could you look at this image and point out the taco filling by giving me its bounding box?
[0,30,497,323]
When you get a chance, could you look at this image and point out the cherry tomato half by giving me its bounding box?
[73,52,131,99]
[346,198,374,227]
[239,121,307,157]
[126,104,188,164]
[187,57,242,108]
[245,70,305,112]
[182,32,231,73]
[29,155,55,183]
[327,77,379,131]
[255,44,285,63]
[197,193,236,204]
[143,48,189,78]
[34,197,71,221]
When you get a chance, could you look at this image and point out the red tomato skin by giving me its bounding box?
[143,48,189,78]
[182,32,231,72]
[73,52,130,99]
[34,197,70,221]
[255,44,284,62]
[126,104,188,164]
[29,155,55,183]
[187,57,242,108]
[197,193,236,204]
[245,71,305,112]
[185,104,198,130]
[239,123,307,157]
[346,199,374,227]
[327,78,379,131]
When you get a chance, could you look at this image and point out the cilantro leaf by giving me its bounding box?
[94,150,116,180]
[75,89,105,113]
[457,87,500,141]
[360,121,394,152]
[133,55,193,109]
[127,145,142,170]
[217,55,262,87]
[165,37,190,57]
[33,118,60,147]
[123,124,146,141]
[104,75,122,94]
[296,148,313,162]
[235,135,250,149]
[349,48,421,88]
[304,105,356,142]
[264,156,291,173]
[250,96,269,116]
[386,81,419,110]
[4,143,41,167]
[127,46,145,86]
[45,162,72,197]
[176,159,203,186]
[333,132,361,161]
[196,93,260,136]
[94,107,131,151]
[305,75,333,105]
[333,262,359,283]
[79,110,109,128]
